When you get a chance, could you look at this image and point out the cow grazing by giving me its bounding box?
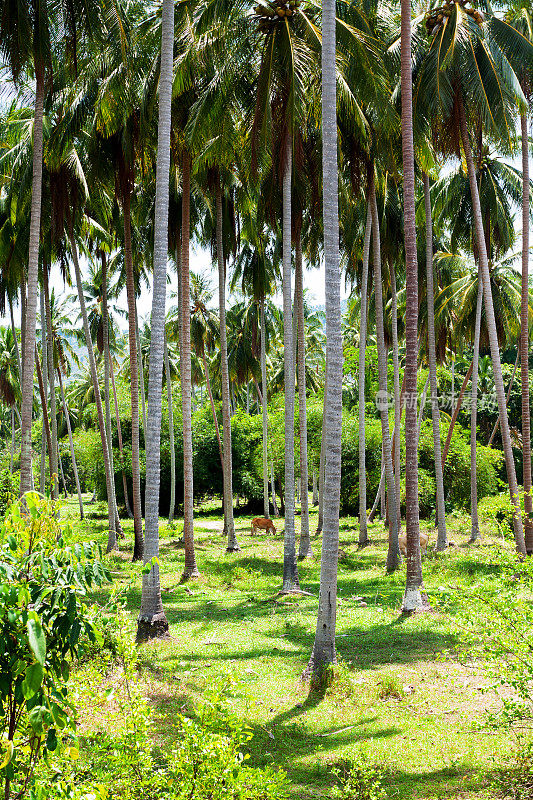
[251,517,276,536]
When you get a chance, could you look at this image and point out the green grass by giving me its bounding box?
[63,496,515,800]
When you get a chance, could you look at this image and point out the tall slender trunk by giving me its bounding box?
[316,370,326,535]
[470,280,483,542]
[281,138,299,592]
[458,97,525,555]
[423,172,447,550]
[296,232,311,559]
[20,279,26,390]
[370,177,399,572]
[122,189,144,560]
[312,468,318,505]
[19,62,44,496]
[179,152,199,580]
[417,376,430,440]
[9,296,22,385]
[202,350,224,468]
[271,461,279,516]
[400,3,425,610]
[260,297,269,517]
[110,358,133,519]
[58,444,68,499]
[35,347,53,484]
[136,305,148,437]
[521,113,533,552]
[216,176,239,551]
[358,204,372,545]
[57,368,84,518]
[488,348,519,446]
[43,266,58,502]
[164,337,176,526]
[137,0,174,642]
[390,263,401,531]
[10,408,15,473]
[305,0,342,674]
[68,213,119,548]
[100,254,121,534]
[39,288,47,493]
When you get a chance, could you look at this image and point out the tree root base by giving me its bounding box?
[136,612,170,643]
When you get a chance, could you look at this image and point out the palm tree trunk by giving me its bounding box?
[370,177,399,572]
[316,369,326,535]
[417,375,430,439]
[10,408,15,474]
[400,3,425,610]
[281,137,299,592]
[390,264,401,531]
[67,213,119,550]
[43,266,59,502]
[179,152,200,581]
[9,296,22,385]
[358,203,371,545]
[470,279,483,542]
[260,296,269,517]
[305,0,342,674]
[202,350,224,468]
[122,188,144,560]
[520,113,533,552]
[19,61,44,496]
[109,358,133,519]
[312,469,318,505]
[39,288,47,494]
[271,462,280,516]
[216,176,239,552]
[100,252,121,535]
[458,97,525,555]
[57,444,68,499]
[164,337,176,526]
[488,348,519,446]
[295,232,311,559]
[137,0,174,642]
[135,305,147,437]
[35,346,53,484]
[57,367,84,519]
[423,172,447,550]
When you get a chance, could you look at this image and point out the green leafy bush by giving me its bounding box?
[0,468,19,517]
[331,753,386,800]
[0,494,110,799]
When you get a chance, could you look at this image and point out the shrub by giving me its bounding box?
[0,468,19,517]
[331,753,386,800]
[0,494,110,800]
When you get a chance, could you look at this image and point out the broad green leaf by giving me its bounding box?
[27,617,46,665]
[22,663,43,699]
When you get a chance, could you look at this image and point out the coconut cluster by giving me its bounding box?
[254,0,300,24]
[425,0,484,36]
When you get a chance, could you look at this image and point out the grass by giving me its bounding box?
[63,496,516,800]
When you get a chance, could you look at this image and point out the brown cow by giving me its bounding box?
[251,517,276,536]
[398,529,429,557]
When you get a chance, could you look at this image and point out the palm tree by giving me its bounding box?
[422,171,447,550]
[369,175,399,572]
[414,4,533,554]
[400,0,424,611]
[215,176,239,552]
[305,0,341,677]
[137,0,174,641]
[1,6,46,495]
